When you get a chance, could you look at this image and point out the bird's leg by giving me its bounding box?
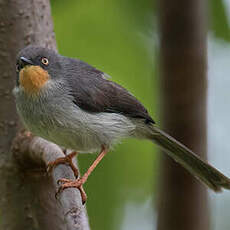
[47,151,79,178]
[57,145,108,204]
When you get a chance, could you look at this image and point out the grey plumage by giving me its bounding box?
[13,45,230,192]
[13,81,136,153]
[16,45,155,123]
[149,127,230,191]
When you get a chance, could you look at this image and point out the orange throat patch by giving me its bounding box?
[19,66,49,95]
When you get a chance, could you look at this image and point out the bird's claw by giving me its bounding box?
[46,151,79,178]
[46,163,53,174]
[57,178,71,185]
[55,178,87,204]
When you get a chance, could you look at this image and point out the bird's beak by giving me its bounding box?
[20,57,34,68]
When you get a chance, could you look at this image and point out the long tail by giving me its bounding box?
[150,126,230,192]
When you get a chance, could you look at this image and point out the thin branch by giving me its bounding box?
[12,130,90,230]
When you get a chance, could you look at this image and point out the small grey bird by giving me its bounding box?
[13,45,230,204]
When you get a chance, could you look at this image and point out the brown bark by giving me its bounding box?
[157,0,209,230]
[0,0,90,229]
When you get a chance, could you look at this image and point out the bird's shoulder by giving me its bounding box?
[63,57,155,124]
[63,57,110,80]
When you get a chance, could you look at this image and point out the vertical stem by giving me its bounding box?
[157,0,209,230]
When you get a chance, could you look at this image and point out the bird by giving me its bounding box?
[13,45,230,204]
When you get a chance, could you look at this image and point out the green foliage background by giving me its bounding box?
[50,0,230,229]
[51,0,158,229]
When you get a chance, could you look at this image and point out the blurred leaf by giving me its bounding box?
[210,0,230,41]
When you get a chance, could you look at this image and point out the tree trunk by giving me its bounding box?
[0,1,90,229]
[157,0,209,230]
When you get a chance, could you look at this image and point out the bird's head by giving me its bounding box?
[16,45,62,95]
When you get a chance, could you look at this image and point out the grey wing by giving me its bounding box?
[65,58,155,124]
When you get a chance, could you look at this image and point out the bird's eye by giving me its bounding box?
[16,63,20,72]
[41,57,49,66]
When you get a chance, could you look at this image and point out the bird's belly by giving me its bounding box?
[34,124,101,153]
[15,91,136,153]
[21,111,104,153]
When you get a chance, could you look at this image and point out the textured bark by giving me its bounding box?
[157,0,209,230]
[0,0,90,229]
